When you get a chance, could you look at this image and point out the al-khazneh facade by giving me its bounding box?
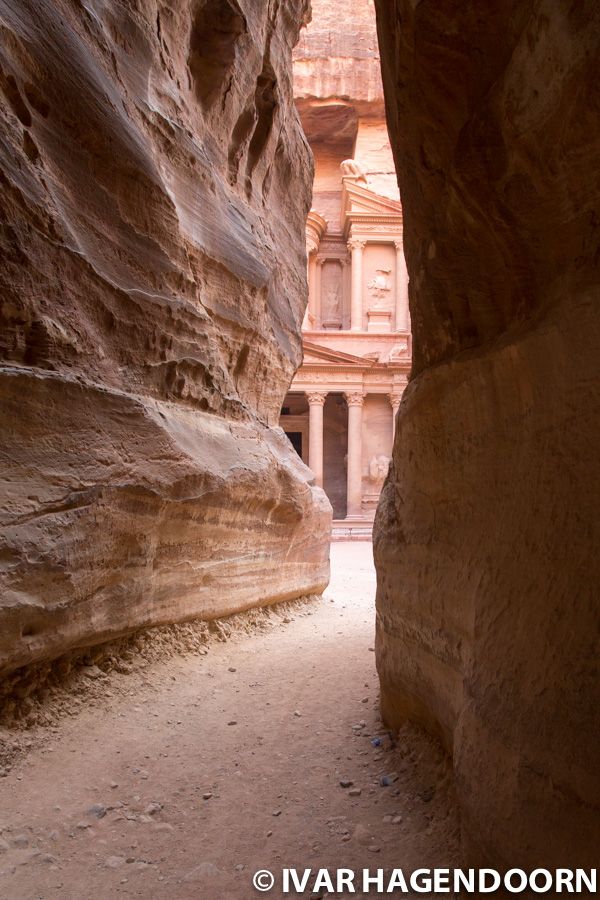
[280,0,411,536]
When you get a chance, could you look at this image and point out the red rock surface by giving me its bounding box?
[374,0,600,868]
[0,0,331,675]
[294,0,385,131]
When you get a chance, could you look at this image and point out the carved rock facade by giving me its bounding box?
[280,0,410,534]
[0,0,331,675]
[374,0,600,867]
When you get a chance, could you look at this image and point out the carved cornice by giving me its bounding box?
[295,363,410,378]
[347,214,403,226]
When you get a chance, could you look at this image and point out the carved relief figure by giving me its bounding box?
[367,268,392,309]
[378,342,408,363]
[368,455,391,483]
[321,262,343,327]
[340,158,368,185]
[325,283,341,320]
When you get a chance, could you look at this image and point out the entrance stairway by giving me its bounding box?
[331,519,373,541]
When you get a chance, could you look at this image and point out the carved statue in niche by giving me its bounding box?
[368,455,391,483]
[325,283,341,318]
[322,263,343,328]
[367,268,392,309]
[340,158,368,185]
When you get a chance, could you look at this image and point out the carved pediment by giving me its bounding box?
[301,338,410,370]
[341,180,402,232]
[302,341,372,367]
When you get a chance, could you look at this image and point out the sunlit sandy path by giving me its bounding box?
[0,543,458,899]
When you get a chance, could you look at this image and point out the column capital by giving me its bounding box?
[388,392,402,411]
[345,391,364,407]
[306,391,327,406]
[347,238,366,252]
[315,256,326,267]
[393,239,404,252]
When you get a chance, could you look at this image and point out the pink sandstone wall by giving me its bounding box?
[294,0,383,110]
[374,0,600,868]
[294,0,397,214]
[0,0,331,676]
[312,148,346,229]
[354,121,398,201]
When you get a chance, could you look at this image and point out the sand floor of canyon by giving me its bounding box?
[0,543,459,899]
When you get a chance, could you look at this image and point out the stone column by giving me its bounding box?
[348,239,365,332]
[314,258,324,329]
[341,255,351,329]
[389,392,402,440]
[394,239,410,332]
[306,251,317,328]
[345,391,364,517]
[307,392,327,487]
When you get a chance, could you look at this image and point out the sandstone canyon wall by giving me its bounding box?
[374,0,599,868]
[294,0,399,210]
[0,0,331,677]
[294,0,383,110]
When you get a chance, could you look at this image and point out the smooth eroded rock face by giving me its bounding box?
[0,0,331,676]
[374,0,600,868]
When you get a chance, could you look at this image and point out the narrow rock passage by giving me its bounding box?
[0,544,458,898]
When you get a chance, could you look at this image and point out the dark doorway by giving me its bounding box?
[286,431,303,458]
[323,393,348,519]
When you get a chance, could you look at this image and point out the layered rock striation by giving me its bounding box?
[294,0,385,132]
[374,0,600,868]
[0,0,331,676]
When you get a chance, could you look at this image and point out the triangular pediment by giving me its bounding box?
[302,340,372,367]
[342,180,402,219]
